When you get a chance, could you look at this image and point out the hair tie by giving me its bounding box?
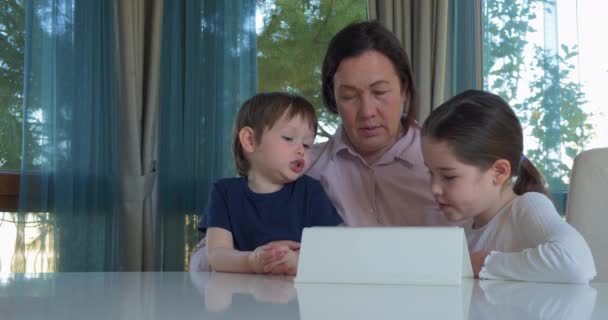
[521,154,527,163]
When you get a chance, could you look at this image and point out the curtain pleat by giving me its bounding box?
[19,0,121,271]
[368,0,481,120]
[157,0,257,270]
[115,0,163,271]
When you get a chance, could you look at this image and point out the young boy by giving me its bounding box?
[199,92,342,275]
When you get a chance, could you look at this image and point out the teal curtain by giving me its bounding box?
[19,0,121,270]
[452,0,481,94]
[158,0,257,270]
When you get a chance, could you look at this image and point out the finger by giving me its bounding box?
[266,262,288,274]
[264,256,289,272]
[266,240,300,250]
[261,255,285,269]
[276,241,300,250]
[260,249,285,264]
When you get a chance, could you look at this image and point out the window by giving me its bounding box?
[0,0,31,274]
[482,0,607,212]
[0,0,24,172]
[256,0,368,141]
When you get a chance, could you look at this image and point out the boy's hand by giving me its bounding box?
[264,246,299,275]
[264,240,300,251]
[470,250,490,278]
[248,241,301,274]
[248,244,288,274]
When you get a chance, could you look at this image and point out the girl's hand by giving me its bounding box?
[470,250,490,278]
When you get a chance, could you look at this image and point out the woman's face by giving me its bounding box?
[333,50,407,158]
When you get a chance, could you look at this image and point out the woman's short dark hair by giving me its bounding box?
[421,89,548,196]
[321,20,418,125]
[232,92,318,176]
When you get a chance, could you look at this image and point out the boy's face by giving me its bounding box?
[248,112,316,188]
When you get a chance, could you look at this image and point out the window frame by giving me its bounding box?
[0,171,19,211]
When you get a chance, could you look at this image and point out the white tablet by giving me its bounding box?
[295,227,473,285]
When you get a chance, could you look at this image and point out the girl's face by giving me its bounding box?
[421,137,505,226]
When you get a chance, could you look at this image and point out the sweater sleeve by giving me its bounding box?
[479,193,597,283]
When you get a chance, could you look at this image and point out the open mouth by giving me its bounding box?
[437,202,450,210]
[289,158,305,174]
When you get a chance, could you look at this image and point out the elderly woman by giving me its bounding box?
[307,21,448,227]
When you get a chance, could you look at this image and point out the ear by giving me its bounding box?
[491,159,512,186]
[400,84,409,115]
[239,127,256,153]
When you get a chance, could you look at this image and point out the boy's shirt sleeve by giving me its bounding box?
[198,181,232,233]
[308,179,343,227]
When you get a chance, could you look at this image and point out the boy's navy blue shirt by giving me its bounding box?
[199,175,342,251]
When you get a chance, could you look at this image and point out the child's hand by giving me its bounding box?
[264,240,301,251]
[470,250,490,278]
[264,246,299,275]
[248,245,285,274]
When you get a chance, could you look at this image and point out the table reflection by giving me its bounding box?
[472,280,597,320]
[0,272,603,320]
[190,271,300,319]
[192,272,599,320]
[295,281,472,320]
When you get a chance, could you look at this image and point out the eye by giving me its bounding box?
[340,95,356,101]
[442,175,456,181]
[303,144,311,149]
[373,90,388,96]
[282,136,293,142]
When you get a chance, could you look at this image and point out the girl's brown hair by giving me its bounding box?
[422,89,548,196]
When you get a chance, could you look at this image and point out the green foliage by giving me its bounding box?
[0,0,25,170]
[256,0,367,138]
[484,0,592,191]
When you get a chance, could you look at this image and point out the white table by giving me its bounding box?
[1,272,607,319]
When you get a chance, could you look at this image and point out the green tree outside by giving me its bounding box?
[483,0,592,204]
[256,0,367,139]
[0,0,25,170]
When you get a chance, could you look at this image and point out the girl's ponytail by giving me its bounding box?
[513,157,549,196]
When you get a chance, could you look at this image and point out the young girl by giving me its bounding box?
[421,89,596,283]
[199,92,342,275]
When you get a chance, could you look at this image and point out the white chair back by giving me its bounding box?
[566,147,608,281]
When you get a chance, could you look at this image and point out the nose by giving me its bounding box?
[296,144,305,156]
[359,92,376,119]
[430,178,442,197]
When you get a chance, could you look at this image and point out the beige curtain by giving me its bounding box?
[115,0,163,271]
[368,0,451,122]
